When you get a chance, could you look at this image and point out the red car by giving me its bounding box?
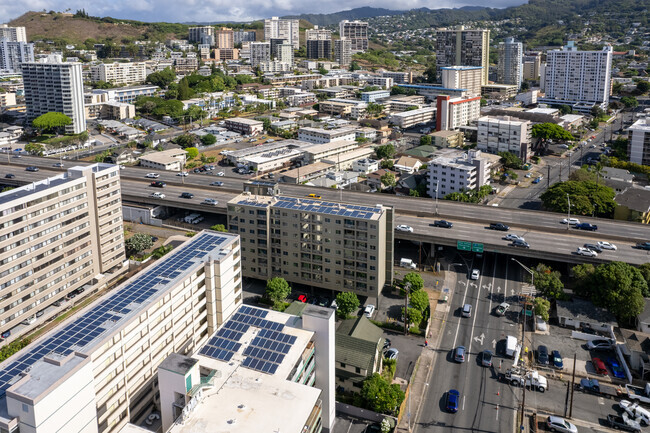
[592,357,608,375]
[297,294,307,303]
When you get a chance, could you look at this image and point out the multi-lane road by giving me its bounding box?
[416,253,523,432]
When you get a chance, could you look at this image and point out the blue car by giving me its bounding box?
[446,389,460,413]
[552,350,563,369]
[532,176,542,184]
[607,358,625,379]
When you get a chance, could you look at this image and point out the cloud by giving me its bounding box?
[2,0,526,23]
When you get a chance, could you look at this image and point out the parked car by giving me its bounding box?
[607,357,625,379]
[532,176,543,184]
[21,316,36,325]
[489,222,509,231]
[432,220,453,228]
[1,331,10,339]
[481,350,493,367]
[587,339,614,351]
[364,304,375,318]
[537,345,549,365]
[576,247,597,257]
[25,166,39,172]
[395,225,414,233]
[216,171,225,176]
[607,414,641,432]
[384,348,399,360]
[150,181,166,188]
[561,218,581,225]
[210,181,224,186]
[454,346,466,363]
[145,173,159,178]
[180,192,194,199]
[546,415,578,433]
[150,192,165,199]
[597,241,617,250]
[552,350,563,369]
[446,390,460,413]
[584,243,603,253]
[575,222,598,231]
[470,269,480,280]
[383,338,391,350]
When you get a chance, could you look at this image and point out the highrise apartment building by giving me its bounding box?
[250,42,271,68]
[22,56,86,134]
[0,40,34,72]
[335,38,352,66]
[188,26,215,45]
[522,52,542,81]
[477,115,532,161]
[233,30,256,44]
[628,117,650,166]
[277,42,294,64]
[540,42,613,113]
[90,62,147,86]
[441,66,483,95]
[339,20,368,53]
[435,26,490,85]
[0,230,241,433]
[435,94,481,131]
[264,17,299,49]
[227,193,394,300]
[306,26,332,60]
[0,164,125,334]
[0,24,27,42]
[497,37,523,89]
[215,27,234,49]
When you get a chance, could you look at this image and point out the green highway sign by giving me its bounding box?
[472,243,484,253]
[457,240,471,251]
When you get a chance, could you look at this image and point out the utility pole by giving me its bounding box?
[404,282,411,336]
[435,180,439,216]
[566,193,571,229]
[569,353,577,418]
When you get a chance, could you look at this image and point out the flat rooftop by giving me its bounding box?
[226,117,263,125]
[0,231,237,400]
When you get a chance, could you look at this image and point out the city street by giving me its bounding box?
[415,253,525,433]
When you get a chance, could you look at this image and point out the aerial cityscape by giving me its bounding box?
[0,1,650,432]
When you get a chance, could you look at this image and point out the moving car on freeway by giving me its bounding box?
[395,225,413,233]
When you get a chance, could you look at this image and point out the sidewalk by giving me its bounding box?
[395,269,457,433]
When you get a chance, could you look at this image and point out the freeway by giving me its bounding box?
[416,253,521,432]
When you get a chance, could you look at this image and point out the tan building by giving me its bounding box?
[441,66,483,95]
[139,149,187,171]
[477,115,532,161]
[302,140,359,164]
[431,129,464,148]
[174,57,199,73]
[523,53,541,81]
[213,48,239,61]
[0,164,125,337]
[85,101,136,120]
[215,27,234,49]
[90,62,147,86]
[481,84,518,100]
[0,92,16,108]
[436,26,490,85]
[0,231,242,433]
[227,193,394,299]
[224,117,264,135]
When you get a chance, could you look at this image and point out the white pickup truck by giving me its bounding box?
[504,368,548,392]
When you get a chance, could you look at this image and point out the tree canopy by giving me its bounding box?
[32,112,72,133]
[587,262,647,321]
[409,289,429,312]
[24,143,44,156]
[498,151,523,169]
[531,123,574,141]
[265,277,291,305]
[185,147,199,159]
[125,233,153,255]
[534,298,551,322]
[532,264,565,300]
[146,67,176,88]
[358,373,405,415]
[403,271,424,291]
[200,134,217,146]
[380,172,396,188]
[540,180,617,217]
[375,144,396,160]
[336,292,360,319]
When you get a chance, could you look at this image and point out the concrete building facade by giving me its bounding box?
[224,117,264,135]
[264,17,299,49]
[522,53,541,81]
[339,21,368,53]
[628,117,650,166]
[188,26,215,45]
[428,150,491,197]
[297,127,357,144]
[441,66,483,95]
[0,25,27,42]
[215,28,234,49]
[90,62,146,86]
[497,37,523,89]
[0,40,34,73]
[389,106,436,129]
[334,38,352,66]
[435,26,490,85]
[249,42,271,68]
[477,115,532,161]
[435,95,481,131]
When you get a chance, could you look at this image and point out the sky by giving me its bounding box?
[1,0,527,23]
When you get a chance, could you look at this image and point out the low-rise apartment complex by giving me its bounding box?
[90,62,147,86]
[477,115,532,161]
[428,150,492,197]
[389,106,436,129]
[224,117,264,135]
[298,127,357,144]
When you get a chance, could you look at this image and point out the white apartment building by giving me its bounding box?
[339,21,368,53]
[380,70,413,84]
[0,25,27,42]
[628,117,650,166]
[225,117,264,135]
[389,106,436,129]
[306,26,332,41]
[477,115,532,161]
[224,140,312,172]
[259,60,292,73]
[90,62,147,86]
[156,304,335,433]
[435,95,481,131]
[276,42,294,64]
[428,150,491,197]
[441,66,483,95]
[264,17,300,49]
[298,127,357,144]
[188,26,215,45]
[228,193,394,299]
[302,140,359,164]
[436,26,490,85]
[0,40,34,72]
[0,231,241,433]
[540,42,613,113]
[250,42,271,68]
[22,56,86,134]
[334,39,352,66]
[0,92,16,108]
[139,149,187,171]
[0,164,125,336]
[353,158,379,174]
[497,37,523,89]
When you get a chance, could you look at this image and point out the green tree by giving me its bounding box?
[175,134,196,148]
[152,244,173,259]
[409,289,429,312]
[403,271,424,291]
[200,134,217,146]
[380,159,394,169]
[480,98,487,107]
[24,143,45,156]
[186,147,199,159]
[590,262,647,321]
[359,373,405,415]
[420,135,432,146]
[558,105,573,115]
[423,62,436,83]
[367,102,384,116]
[533,264,565,300]
[533,298,551,322]
[404,307,423,328]
[531,123,574,141]
[125,233,153,255]
[498,151,523,169]
[621,96,639,108]
[318,66,328,75]
[349,61,360,72]
[336,292,360,319]
[571,263,596,296]
[375,144,396,159]
[639,263,650,289]
[636,81,649,94]
[380,172,396,188]
[265,277,291,305]
[209,224,227,232]
[146,67,176,88]
[32,112,72,133]
[177,77,192,100]
[540,180,617,217]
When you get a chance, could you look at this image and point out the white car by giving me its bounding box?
[504,234,523,242]
[470,269,480,280]
[395,225,413,233]
[561,218,581,225]
[145,173,159,178]
[216,171,225,176]
[150,192,165,199]
[576,247,597,257]
[364,304,376,318]
[597,241,617,251]
[177,172,189,177]
[210,181,224,186]
[201,198,218,206]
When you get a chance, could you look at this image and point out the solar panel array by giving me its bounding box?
[236,196,382,220]
[0,232,228,397]
[198,305,298,375]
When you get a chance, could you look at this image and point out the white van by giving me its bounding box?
[184,213,201,224]
[400,258,417,269]
[505,335,518,358]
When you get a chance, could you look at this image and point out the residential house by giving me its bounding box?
[366,168,398,190]
[394,156,423,174]
[335,316,385,391]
